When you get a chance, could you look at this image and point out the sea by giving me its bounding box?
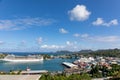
[0,52,76,72]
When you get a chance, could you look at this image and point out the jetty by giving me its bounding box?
[62,62,78,68]
[21,70,48,74]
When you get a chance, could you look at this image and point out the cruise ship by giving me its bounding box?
[2,54,43,62]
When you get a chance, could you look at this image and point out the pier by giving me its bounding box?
[21,70,48,74]
[62,62,78,68]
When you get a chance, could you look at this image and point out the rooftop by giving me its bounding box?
[0,75,41,80]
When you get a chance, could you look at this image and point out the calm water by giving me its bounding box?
[0,58,76,72]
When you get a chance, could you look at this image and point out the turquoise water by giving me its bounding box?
[0,58,75,72]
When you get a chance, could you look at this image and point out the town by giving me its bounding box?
[0,49,120,80]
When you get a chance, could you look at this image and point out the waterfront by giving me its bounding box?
[0,57,76,72]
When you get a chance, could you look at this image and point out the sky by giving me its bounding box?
[0,0,120,52]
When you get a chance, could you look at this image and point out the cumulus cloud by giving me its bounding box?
[59,28,68,34]
[92,18,104,25]
[68,4,91,21]
[37,37,43,44]
[40,41,79,51]
[65,41,79,51]
[0,17,55,30]
[40,44,64,49]
[92,18,118,27]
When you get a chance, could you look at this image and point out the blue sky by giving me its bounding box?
[0,0,120,52]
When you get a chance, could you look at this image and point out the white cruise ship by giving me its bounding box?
[2,54,43,62]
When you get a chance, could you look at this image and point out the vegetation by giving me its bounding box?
[89,49,120,57]
[42,54,52,59]
[48,48,120,59]
[90,64,102,78]
[9,70,16,75]
[0,53,7,58]
[17,70,22,75]
[0,70,22,75]
[74,48,120,58]
[89,64,120,79]
[40,73,91,80]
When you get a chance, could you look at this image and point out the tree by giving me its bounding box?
[90,65,102,78]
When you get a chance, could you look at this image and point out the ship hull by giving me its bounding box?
[2,58,43,62]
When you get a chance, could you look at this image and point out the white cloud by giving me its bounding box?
[66,41,73,46]
[73,33,89,38]
[59,28,68,34]
[81,34,89,38]
[92,18,104,25]
[73,33,80,37]
[37,37,43,44]
[40,41,79,51]
[65,41,80,51]
[41,44,64,49]
[66,41,77,46]
[74,33,120,43]
[92,18,118,27]
[0,17,55,30]
[68,4,91,21]
[109,19,118,25]
[91,36,120,42]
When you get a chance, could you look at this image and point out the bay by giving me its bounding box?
[0,57,75,72]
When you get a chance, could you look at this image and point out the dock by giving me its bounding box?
[21,70,48,74]
[62,62,78,68]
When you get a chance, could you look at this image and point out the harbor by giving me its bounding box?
[0,53,120,80]
[0,0,119,79]
[0,57,75,72]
